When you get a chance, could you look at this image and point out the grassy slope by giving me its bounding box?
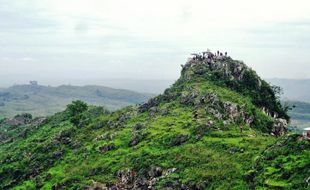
[0,58,309,189]
[0,84,274,189]
[252,134,310,189]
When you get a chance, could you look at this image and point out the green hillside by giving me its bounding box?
[0,84,153,118]
[0,54,309,189]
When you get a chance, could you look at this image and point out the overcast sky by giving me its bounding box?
[1,0,310,86]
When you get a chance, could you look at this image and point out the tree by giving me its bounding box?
[66,100,88,126]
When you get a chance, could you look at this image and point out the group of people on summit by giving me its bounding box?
[190,50,228,62]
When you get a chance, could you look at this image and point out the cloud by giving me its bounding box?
[17,57,35,62]
[1,0,310,86]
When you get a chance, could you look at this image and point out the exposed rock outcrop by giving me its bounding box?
[271,118,288,136]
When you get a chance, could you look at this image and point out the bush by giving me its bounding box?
[66,100,88,126]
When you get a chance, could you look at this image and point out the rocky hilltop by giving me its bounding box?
[0,51,309,190]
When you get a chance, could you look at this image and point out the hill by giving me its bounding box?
[0,83,153,118]
[267,78,310,103]
[0,52,309,189]
[285,100,310,132]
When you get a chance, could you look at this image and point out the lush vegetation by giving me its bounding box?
[252,134,310,189]
[0,83,153,118]
[0,58,308,189]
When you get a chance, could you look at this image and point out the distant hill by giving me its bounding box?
[0,82,153,118]
[285,100,310,132]
[267,78,310,103]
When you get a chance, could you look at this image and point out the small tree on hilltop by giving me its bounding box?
[66,100,88,126]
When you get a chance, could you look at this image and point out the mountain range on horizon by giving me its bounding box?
[1,77,308,101]
[0,83,153,118]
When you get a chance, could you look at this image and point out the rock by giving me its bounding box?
[53,150,63,159]
[148,166,162,178]
[107,120,114,128]
[129,135,140,147]
[98,144,116,154]
[162,91,180,102]
[129,132,146,147]
[205,106,222,120]
[31,117,47,127]
[149,107,160,117]
[133,123,144,131]
[55,129,74,145]
[223,102,239,120]
[5,113,32,126]
[272,118,288,136]
[139,97,161,113]
[118,114,128,124]
[244,114,254,125]
[195,134,202,140]
[306,176,310,186]
[108,167,166,190]
[133,177,148,189]
[119,169,136,188]
[180,91,198,105]
[164,168,177,176]
[94,132,115,141]
[84,181,107,190]
[171,134,189,146]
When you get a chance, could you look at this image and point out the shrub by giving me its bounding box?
[66,100,88,126]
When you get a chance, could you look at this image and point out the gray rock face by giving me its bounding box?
[272,118,288,136]
[223,102,239,120]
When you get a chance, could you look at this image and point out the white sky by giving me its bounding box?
[1,0,310,86]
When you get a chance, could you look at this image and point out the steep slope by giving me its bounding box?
[1,53,308,190]
[0,84,153,118]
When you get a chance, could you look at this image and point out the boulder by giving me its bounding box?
[180,91,198,105]
[98,144,116,154]
[171,134,189,146]
[138,97,161,113]
[133,123,144,131]
[148,166,162,178]
[272,118,288,136]
[128,134,141,147]
[53,150,63,159]
[205,106,222,120]
[223,102,239,120]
